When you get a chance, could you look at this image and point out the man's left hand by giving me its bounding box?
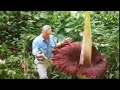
[62,38,72,45]
[64,38,72,43]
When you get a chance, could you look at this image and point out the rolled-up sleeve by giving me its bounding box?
[32,40,41,56]
[52,36,57,45]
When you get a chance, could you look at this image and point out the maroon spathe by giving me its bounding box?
[52,42,108,78]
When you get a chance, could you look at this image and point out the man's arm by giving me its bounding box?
[32,40,41,56]
[32,40,48,60]
[51,35,63,48]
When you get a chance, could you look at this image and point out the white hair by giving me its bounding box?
[42,25,52,32]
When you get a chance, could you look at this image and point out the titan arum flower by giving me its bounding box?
[51,11,108,79]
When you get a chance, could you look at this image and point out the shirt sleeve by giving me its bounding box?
[52,36,57,45]
[32,40,42,56]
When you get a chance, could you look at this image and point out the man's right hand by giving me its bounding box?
[36,53,48,60]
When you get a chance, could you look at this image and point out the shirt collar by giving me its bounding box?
[40,33,50,42]
[40,34,44,41]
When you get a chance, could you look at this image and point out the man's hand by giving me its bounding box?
[62,37,72,46]
[64,38,72,43]
[55,37,72,48]
[36,53,48,60]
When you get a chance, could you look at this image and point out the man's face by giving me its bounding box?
[42,29,51,40]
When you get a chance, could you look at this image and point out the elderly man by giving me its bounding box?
[32,25,71,79]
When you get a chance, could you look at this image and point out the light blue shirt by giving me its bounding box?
[32,34,56,59]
